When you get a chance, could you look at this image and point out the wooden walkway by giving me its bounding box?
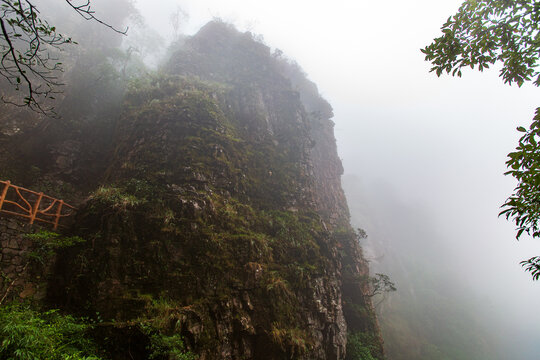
[0,180,75,230]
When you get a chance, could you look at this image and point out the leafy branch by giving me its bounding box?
[520,256,540,280]
[422,0,540,87]
[500,108,540,241]
[424,0,540,280]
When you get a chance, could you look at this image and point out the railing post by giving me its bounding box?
[30,192,43,225]
[0,180,75,228]
[53,200,64,230]
[0,181,10,211]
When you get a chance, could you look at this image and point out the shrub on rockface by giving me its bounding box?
[346,331,379,360]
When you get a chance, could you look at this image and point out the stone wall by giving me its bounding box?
[0,216,49,303]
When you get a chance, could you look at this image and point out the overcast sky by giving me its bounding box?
[134,0,540,353]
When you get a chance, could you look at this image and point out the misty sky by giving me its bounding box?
[134,0,540,353]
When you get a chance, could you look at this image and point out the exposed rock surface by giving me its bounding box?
[0,218,50,303]
[1,21,383,359]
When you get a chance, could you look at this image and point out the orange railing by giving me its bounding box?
[0,180,75,230]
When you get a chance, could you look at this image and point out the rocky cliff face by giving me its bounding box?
[1,21,382,359]
[0,218,50,303]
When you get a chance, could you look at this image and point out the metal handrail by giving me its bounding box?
[0,180,75,230]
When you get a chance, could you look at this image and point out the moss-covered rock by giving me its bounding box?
[42,21,383,359]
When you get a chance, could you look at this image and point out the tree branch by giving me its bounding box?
[65,0,128,35]
[0,0,127,116]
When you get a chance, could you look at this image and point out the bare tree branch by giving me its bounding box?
[0,0,127,116]
[65,0,128,35]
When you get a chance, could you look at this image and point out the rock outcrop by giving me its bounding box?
[1,21,383,359]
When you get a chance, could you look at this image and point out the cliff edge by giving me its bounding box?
[1,21,382,360]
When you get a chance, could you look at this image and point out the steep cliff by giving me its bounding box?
[1,21,382,359]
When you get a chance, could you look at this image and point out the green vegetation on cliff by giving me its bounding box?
[48,75,346,358]
[0,305,101,360]
[1,19,382,360]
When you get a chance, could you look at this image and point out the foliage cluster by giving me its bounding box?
[346,331,379,360]
[146,331,196,360]
[130,298,198,359]
[89,185,145,212]
[24,230,85,263]
[501,109,540,279]
[0,304,101,359]
[424,0,540,279]
[422,0,540,87]
[520,256,540,280]
[366,274,396,298]
[501,109,540,239]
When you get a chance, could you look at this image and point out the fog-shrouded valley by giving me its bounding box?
[0,0,538,359]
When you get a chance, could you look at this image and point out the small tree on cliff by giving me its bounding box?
[422,0,540,280]
[0,0,126,115]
